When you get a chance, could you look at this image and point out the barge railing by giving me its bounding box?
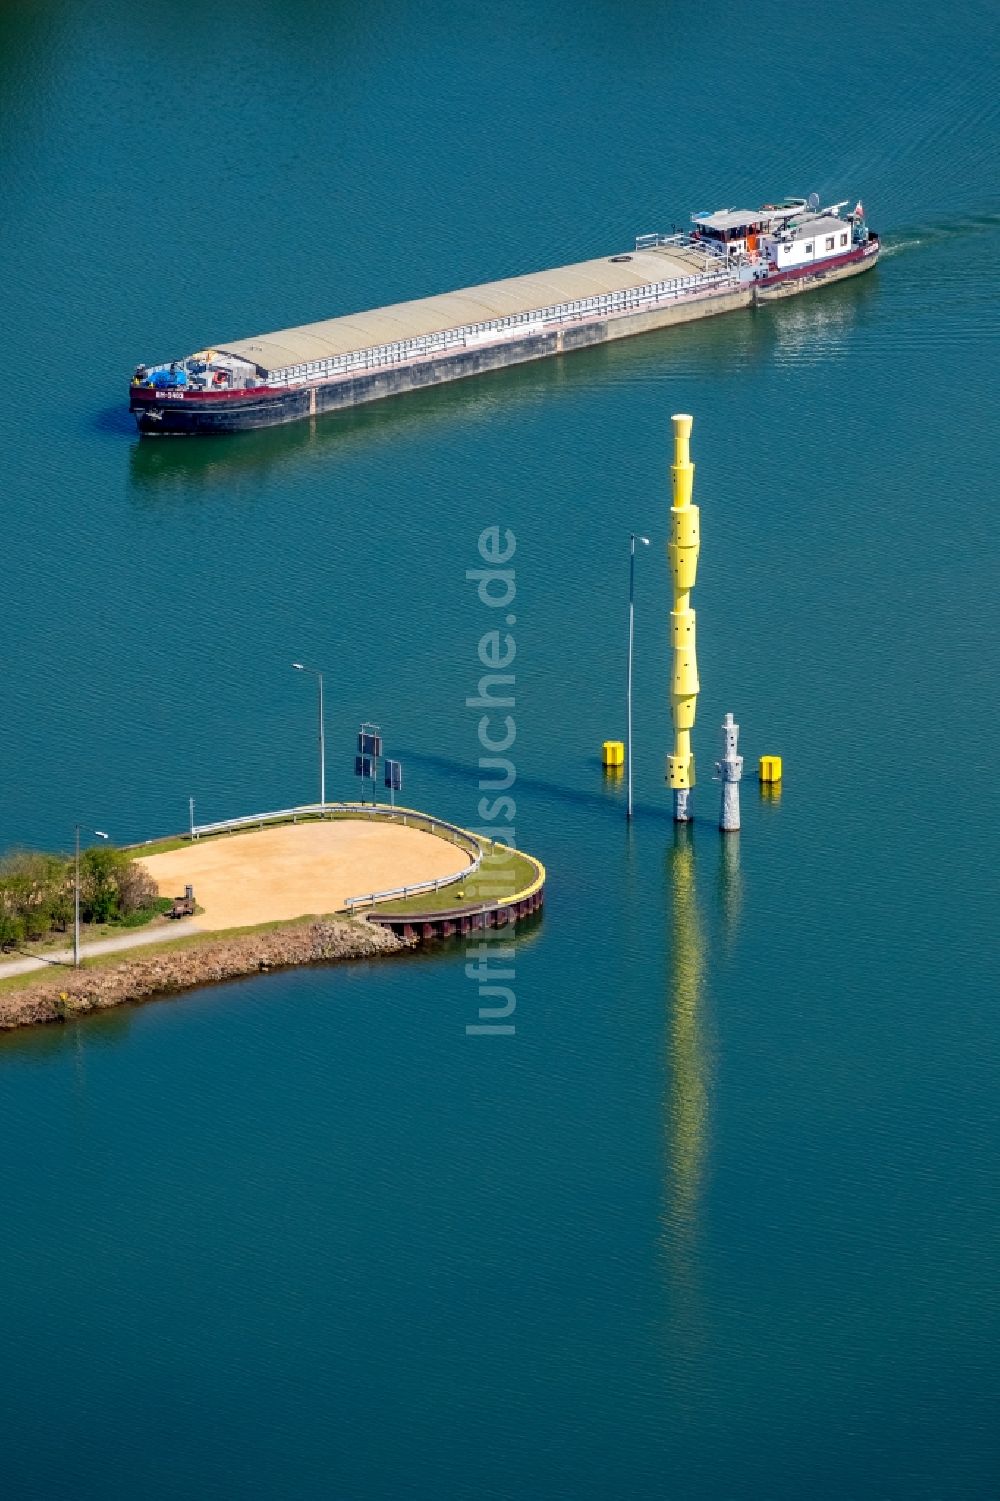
[246,252,739,388]
[633,231,726,265]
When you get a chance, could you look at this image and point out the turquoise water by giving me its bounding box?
[2,2,998,1496]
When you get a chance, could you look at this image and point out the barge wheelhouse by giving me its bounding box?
[688,195,877,292]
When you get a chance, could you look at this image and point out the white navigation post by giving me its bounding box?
[717,713,743,832]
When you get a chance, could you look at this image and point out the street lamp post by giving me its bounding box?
[627,533,651,820]
[292,662,326,807]
[74,826,109,968]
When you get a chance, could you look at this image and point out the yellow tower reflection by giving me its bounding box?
[663,827,744,1340]
[665,826,706,1258]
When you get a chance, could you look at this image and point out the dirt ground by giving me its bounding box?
[140,820,472,930]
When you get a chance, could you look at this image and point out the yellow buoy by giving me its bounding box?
[603,739,625,769]
[759,755,783,783]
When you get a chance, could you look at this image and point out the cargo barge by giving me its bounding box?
[130,196,878,435]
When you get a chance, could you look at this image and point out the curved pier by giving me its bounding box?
[366,851,546,945]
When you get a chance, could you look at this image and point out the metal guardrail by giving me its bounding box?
[193,801,469,841]
[341,807,483,912]
[192,801,349,839]
[366,848,547,928]
[343,850,482,913]
[188,802,483,914]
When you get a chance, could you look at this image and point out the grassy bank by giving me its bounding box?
[0,914,328,998]
[374,848,540,916]
[6,898,176,962]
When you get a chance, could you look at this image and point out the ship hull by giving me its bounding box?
[752,239,879,302]
[131,243,878,435]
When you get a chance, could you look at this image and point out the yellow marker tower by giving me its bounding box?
[666,413,700,821]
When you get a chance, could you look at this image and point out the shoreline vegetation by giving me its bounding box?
[0,917,408,1033]
[0,844,166,951]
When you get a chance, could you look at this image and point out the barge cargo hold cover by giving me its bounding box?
[129,196,878,434]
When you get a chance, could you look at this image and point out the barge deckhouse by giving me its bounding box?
[130,196,878,435]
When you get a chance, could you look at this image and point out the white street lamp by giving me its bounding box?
[74,826,109,968]
[627,533,650,821]
[292,662,326,807]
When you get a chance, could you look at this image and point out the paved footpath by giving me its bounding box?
[0,922,205,980]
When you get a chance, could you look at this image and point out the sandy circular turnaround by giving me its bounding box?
[140,820,472,931]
